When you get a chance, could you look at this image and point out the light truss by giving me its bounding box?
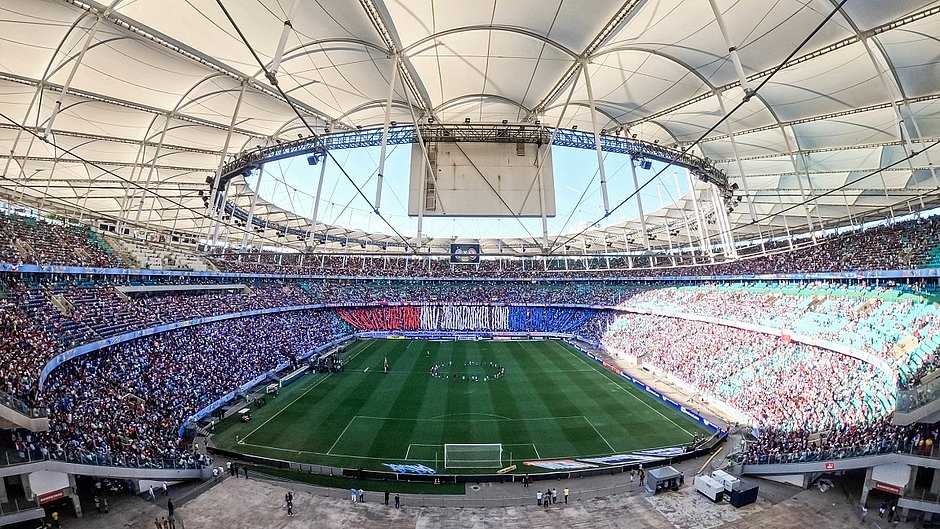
[217,123,730,191]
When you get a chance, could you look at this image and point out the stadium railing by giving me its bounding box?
[0,447,203,471]
[0,391,47,419]
[897,376,940,413]
[737,437,939,466]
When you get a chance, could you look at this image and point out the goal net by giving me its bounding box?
[443,443,503,468]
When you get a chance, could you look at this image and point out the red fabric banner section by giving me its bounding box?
[336,306,421,330]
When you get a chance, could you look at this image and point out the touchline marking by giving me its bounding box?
[352,415,587,423]
[240,340,375,444]
[566,345,696,437]
[584,416,616,453]
[326,416,358,455]
[237,440,685,464]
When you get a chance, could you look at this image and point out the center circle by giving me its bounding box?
[429,360,505,383]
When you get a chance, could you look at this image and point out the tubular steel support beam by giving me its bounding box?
[133,114,172,223]
[311,152,329,233]
[269,0,298,77]
[206,82,247,243]
[242,165,264,247]
[715,90,764,246]
[583,62,610,213]
[44,18,104,138]
[374,54,400,209]
[707,0,752,97]
[533,66,582,248]
[627,156,649,249]
[686,172,712,258]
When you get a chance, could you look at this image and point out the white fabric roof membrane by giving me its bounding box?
[0,0,938,254]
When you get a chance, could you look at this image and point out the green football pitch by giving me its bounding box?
[212,339,707,473]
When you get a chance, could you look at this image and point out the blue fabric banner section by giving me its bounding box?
[508,307,599,332]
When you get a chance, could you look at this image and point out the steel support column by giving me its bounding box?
[715,91,763,247]
[582,62,610,212]
[241,165,264,247]
[627,156,650,249]
[374,54,400,209]
[711,184,736,257]
[311,151,329,233]
[133,114,172,223]
[687,173,712,259]
[534,67,582,248]
[44,17,104,137]
[205,82,247,244]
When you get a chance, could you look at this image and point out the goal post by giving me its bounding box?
[443,443,503,469]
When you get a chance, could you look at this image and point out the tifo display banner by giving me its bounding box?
[450,243,481,264]
[633,447,687,458]
[420,305,509,331]
[383,463,437,475]
[523,459,597,471]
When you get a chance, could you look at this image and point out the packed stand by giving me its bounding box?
[0,213,122,268]
[39,309,352,468]
[601,314,898,464]
[208,214,940,278]
[622,282,940,388]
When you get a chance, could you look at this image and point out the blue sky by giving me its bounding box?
[247,144,689,240]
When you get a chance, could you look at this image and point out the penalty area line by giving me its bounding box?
[326,416,358,455]
[239,340,375,444]
[583,416,616,453]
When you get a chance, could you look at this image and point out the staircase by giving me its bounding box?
[103,235,141,268]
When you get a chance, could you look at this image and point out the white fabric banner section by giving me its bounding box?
[419,305,509,331]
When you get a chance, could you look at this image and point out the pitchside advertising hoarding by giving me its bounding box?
[451,243,481,264]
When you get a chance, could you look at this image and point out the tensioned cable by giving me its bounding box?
[0,110,294,249]
[727,139,940,236]
[548,0,850,255]
[214,0,416,252]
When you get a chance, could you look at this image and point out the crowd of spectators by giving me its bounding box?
[0,265,936,469]
[0,213,122,268]
[621,282,940,387]
[602,313,899,464]
[208,214,940,278]
[39,309,351,467]
[603,314,894,431]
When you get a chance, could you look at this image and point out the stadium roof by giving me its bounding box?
[1,0,939,255]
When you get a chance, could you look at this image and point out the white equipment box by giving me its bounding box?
[695,475,725,502]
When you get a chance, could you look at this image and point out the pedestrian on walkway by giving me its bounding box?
[350,488,357,503]
[148,486,155,501]
[384,490,390,506]
[552,488,557,504]
[537,490,542,506]
[162,482,168,496]
[394,493,400,509]
[563,487,569,504]
[243,467,249,479]
[358,489,365,503]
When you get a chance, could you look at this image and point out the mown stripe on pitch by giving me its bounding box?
[364,340,436,461]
